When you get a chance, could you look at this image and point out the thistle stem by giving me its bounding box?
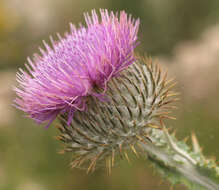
[140,129,219,190]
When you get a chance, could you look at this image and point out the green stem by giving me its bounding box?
[140,128,219,190]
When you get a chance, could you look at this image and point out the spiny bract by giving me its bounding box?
[57,57,177,173]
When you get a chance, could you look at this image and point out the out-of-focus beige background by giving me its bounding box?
[1,0,219,189]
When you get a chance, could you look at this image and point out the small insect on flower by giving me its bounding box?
[13,9,140,127]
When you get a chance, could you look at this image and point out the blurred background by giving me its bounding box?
[1,0,219,189]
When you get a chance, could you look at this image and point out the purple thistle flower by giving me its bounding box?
[13,9,140,127]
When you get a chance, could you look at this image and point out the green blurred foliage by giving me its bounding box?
[0,0,219,189]
[110,0,219,55]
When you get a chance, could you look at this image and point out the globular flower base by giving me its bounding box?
[56,57,177,172]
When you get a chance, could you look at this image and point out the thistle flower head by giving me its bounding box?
[13,9,140,127]
[57,57,177,173]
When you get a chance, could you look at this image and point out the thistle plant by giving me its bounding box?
[14,9,219,190]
